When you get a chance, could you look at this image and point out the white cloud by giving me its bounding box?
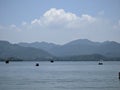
[31,19,41,25]
[81,14,96,23]
[43,8,78,22]
[31,8,96,29]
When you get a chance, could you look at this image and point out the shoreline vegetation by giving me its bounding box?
[1,60,120,61]
[0,54,120,62]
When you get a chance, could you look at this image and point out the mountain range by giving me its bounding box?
[0,41,52,60]
[0,39,120,61]
[19,39,120,57]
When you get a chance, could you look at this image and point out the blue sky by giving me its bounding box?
[0,0,120,44]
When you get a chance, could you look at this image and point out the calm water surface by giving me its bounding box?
[0,61,120,90]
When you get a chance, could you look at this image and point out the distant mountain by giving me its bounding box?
[53,39,100,56]
[0,41,52,60]
[18,39,120,57]
[54,39,120,57]
[96,41,120,57]
[18,41,61,56]
[19,41,60,52]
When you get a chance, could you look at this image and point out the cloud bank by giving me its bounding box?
[0,8,120,44]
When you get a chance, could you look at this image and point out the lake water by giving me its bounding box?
[0,61,120,90]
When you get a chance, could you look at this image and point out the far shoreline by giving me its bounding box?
[0,60,120,62]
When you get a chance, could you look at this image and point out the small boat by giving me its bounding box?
[98,62,103,65]
[5,60,9,64]
[98,59,103,65]
[35,63,39,66]
[50,60,54,63]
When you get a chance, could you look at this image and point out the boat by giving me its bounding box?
[98,62,103,65]
[5,60,9,64]
[50,60,54,63]
[35,63,39,66]
[98,59,103,65]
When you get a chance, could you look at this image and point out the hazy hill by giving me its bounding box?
[0,41,52,60]
[19,41,60,52]
[18,39,120,57]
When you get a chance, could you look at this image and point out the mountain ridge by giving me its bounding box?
[18,39,120,57]
[0,39,120,61]
[0,40,52,60]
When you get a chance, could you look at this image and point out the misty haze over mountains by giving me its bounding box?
[0,39,120,61]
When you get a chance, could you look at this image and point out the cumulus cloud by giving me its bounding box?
[31,8,96,29]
